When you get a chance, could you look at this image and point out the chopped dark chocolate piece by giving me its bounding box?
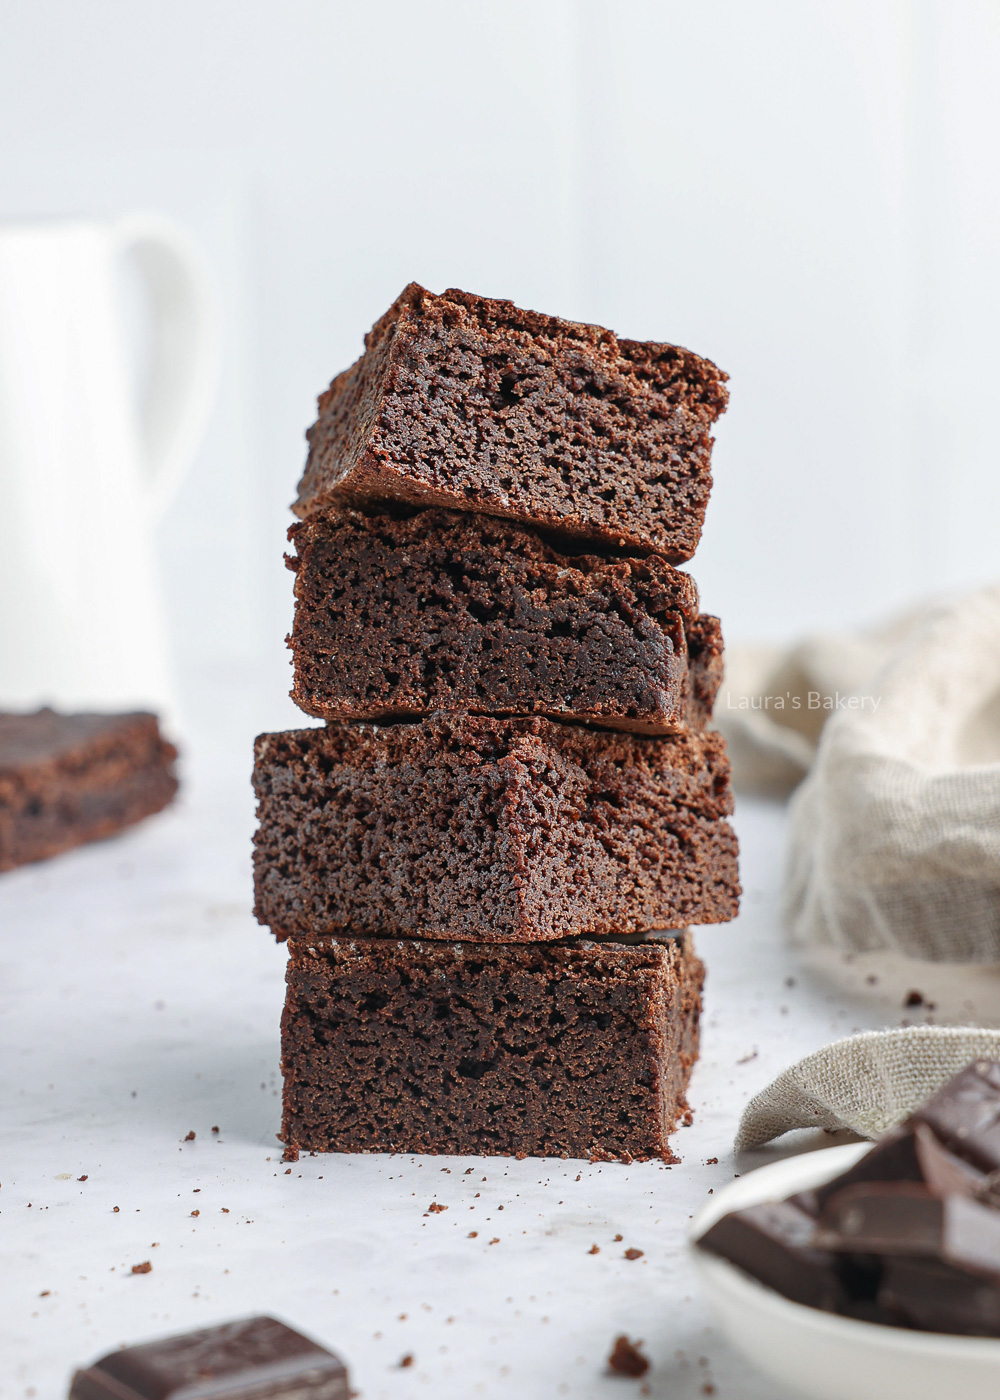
[708,1063,1000,1338]
[818,1184,1000,1272]
[879,1256,1000,1337]
[910,1060,1000,1173]
[696,1201,848,1311]
[68,1315,349,1400]
[813,1123,986,1209]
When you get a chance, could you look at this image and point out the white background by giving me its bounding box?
[2,0,998,726]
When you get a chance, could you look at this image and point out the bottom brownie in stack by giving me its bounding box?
[281,931,703,1162]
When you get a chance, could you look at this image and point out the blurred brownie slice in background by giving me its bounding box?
[281,931,704,1162]
[294,283,728,559]
[0,708,178,872]
[253,714,739,943]
[287,505,724,733]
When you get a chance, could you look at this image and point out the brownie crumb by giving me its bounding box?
[705,1157,718,1165]
[624,1247,644,1260]
[282,1146,300,1163]
[905,990,925,1007]
[614,1234,623,1242]
[211,1125,220,1133]
[77,1175,88,1182]
[427,1202,447,1213]
[191,1210,200,1217]
[588,1244,600,1255]
[131,1261,152,1275]
[399,1355,414,1369]
[608,1335,650,1377]
[183,1130,196,1141]
[468,1231,478,1238]
[39,1290,50,1297]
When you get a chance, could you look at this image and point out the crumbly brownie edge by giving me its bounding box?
[286,506,713,733]
[252,716,740,942]
[279,931,705,1161]
[295,284,728,559]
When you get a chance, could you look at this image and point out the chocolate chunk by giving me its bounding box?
[910,1060,1000,1173]
[814,1123,986,1209]
[696,1201,848,1311]
[69,1316,349,1400]
[812,1128,926,1208]
[879,1256,1000,1337]
[819,1184,1000,1272]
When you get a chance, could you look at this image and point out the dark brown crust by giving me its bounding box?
[280,931,704,1162]
[295,283,728,560]
[287,505,722,733]
[253,714,740,943]
[0,709,178,872]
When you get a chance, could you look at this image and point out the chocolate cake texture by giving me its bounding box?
[0,708,178,872]
[280,930,704,1162]
[294,283,728,559]
[287,505,723,733]
[252,714,739,943]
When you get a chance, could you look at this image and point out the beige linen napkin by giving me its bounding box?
[719,586,1000,962]
[715,606,931,798]
[782,586,1000,962]
[736,1026,1000,1150]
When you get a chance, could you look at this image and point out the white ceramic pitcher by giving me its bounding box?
[0,214,218,721]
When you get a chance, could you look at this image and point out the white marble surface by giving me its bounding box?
[4,690,1000,1400]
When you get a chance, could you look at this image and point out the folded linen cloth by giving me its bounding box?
[715,599,957,798]
[782,586,1000,962]
[719,586,1000,962]
[736,1026,1000,1150]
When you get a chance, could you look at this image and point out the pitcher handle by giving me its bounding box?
[112,213,220,519]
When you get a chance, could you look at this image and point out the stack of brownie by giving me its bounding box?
[253,284,740,1163]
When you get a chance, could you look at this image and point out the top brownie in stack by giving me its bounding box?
[295,283,729,560]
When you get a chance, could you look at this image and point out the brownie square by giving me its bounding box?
[253,714,739,943]
[287,505,723,733]
[294,284,728,560]
[281,931,704,1162]
[0,709,178,872]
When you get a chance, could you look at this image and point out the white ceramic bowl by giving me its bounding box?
[690,1143,1000,1400]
